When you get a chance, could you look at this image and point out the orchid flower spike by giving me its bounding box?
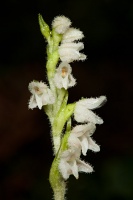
[28,14,107,200]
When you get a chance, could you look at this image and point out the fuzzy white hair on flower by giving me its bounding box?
[52,15,71,34]
[74,96,107,124]
[28,81,55,110]
[62,28,84,43]
[54,62,76,89]
[59,148,93,180]
[69,123,100,156]
[59,42,86,63]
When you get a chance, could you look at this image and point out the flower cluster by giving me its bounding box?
[52,15,86,90]
[28,14,107,200]
[52,16,86,63]
[59,96,106,180]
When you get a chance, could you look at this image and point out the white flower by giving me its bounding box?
[69,123,100,156]
[28,81,55,109]
[54,62,76,89]
[59,148,93,180]
[59,42,86,63]
[52,16,71,34]
[62,28,84,43]
[74,96,107,124]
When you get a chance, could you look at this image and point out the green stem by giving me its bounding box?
[46,29,62,87]
[52,102,75,154]
[51,91,68,154]
[49,157,66,200]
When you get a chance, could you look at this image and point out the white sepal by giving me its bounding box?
[62,28,84,43]
[78,96,107,110]
[59,42,86,63]
[52,16,71,34]
[74,96,107,124]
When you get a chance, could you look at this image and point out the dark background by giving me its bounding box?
[0,0,133,199]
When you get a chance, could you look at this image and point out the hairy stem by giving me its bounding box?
[49,157,66,200]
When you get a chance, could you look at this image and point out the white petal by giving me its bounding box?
[86,110,103,124]
[74,104,103,124]
[78,53,87,61]
[28,95,37,109]
[74,104,87,122]
[79,96,107,110]
[85,123,96,136]
[35,94,42,109]
[42,89,55,105]
[62,28,84,43]
[88,137,100,152]
[59,42,84,51]
[81,137,89,156]
[71,124,87,137]
[67,74,76,88]
[68,135,81,149]
[59,160,71,180]
[62,75,69,89]
[71,123,96,137]
[59,42,86,63]
[59,49,79,63]
[72,160,79,179]
[61,148,80,161]
[28,82,35,94]
[77,159,93,173]
[54,73,63,89]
